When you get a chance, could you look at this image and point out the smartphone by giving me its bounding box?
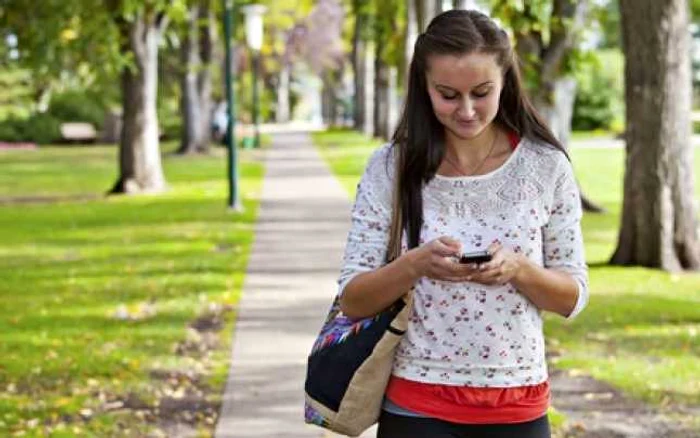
[459,250,492,264]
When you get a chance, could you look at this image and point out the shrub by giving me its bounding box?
[27,113,62,144]
[0,113,62,144]
[572,49,625,133]
[0,117,26,142]
[48,90,107,129]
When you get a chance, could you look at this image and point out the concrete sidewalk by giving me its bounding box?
[214,133,376,438]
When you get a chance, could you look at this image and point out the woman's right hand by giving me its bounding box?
[405,236,477,282]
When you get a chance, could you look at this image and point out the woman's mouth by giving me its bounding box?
[456,118,478,126]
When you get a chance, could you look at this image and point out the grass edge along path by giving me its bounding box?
[0,144,265,437]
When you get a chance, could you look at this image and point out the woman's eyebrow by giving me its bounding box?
[435,81,494,92]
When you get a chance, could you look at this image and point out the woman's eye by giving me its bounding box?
[472,90,490,98]
[441,94,458,100]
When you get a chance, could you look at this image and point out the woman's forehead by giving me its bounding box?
[426,52,501,89]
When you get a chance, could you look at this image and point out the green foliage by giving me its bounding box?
[48,90,108,129]
[27,113,64,144]
[0,117,26,142]
[572,49,624,133]
[0,68,33,121]
[0,143,263,434]
[693,0,700,21]
[312,130,700,414]
[0,113,62,144]
[594,0,621,49]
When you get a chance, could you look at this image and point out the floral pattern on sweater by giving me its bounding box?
[337,139,588,387]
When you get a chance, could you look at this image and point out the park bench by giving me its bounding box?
[59,122,97,143]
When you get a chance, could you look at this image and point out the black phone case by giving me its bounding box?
[459,252,492,264]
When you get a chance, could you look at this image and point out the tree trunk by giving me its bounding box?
[352,10,367,130]
[387,67,399,137]
[197,0,215,152]
[178,4,202,155]
[405,0,419,78]
[276,63,291,123]
[364,42,376,136]
[435,0,445,15]
[613,0,700,270]
[110,13,167,194]
[421,0,439,28]
[373,39,390,139]
[322,72,339,126]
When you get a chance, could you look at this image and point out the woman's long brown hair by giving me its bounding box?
[390,9,566,251]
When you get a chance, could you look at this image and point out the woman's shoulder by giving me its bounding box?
[364,142,396,180]
[519,137,572,175]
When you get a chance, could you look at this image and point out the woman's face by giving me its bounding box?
[426,52,504,140]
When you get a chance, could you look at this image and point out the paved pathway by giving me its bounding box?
[214,132,375,438]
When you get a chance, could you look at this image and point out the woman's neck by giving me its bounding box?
[445,125,500,164]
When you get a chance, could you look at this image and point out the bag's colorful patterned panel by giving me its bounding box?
[304,403,329,427]
[310,313,380,355]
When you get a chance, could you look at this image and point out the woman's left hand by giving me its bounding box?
[467,242,526,286]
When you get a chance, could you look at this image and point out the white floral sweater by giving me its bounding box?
[338,139,589,388]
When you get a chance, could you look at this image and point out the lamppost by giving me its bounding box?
[222,0,242,211]
[242,4,266,149]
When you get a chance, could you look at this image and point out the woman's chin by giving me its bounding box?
[449,123,483,140]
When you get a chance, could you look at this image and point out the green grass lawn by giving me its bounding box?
[0,143,263,436]
[313,129,700,416]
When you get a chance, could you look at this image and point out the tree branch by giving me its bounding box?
[541,0,588,81]
[156,10,170,33]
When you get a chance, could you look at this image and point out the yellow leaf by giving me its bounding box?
[60,29,78,42]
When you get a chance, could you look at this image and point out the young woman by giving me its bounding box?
[336,9,589,438]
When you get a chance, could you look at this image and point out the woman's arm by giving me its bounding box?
[511,257,580,317]
[340,237,468,319]
[340,252,420,319]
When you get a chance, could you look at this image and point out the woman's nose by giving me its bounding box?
[459,97,476,118]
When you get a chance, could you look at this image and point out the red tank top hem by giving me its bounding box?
[385,376,550,424]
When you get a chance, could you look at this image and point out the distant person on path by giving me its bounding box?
[337,10,588,438]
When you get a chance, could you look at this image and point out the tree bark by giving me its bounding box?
[613,0,700,270]
[352,7,367,130]
[373,39,390,140]
[110,12,167,194]
[405,0,419,79]
[276,63,291,123]
[197,0,215,152]
[322,71,340,126]
[363,42,376,136]
[178,4,202,155]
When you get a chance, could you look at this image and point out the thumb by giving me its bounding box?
[436,236,462,256]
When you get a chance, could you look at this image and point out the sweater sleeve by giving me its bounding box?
[542,155,589,319]
[337,144,394,296]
